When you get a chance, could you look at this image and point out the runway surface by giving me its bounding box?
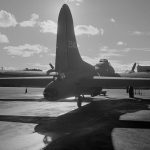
[0,87,150,150]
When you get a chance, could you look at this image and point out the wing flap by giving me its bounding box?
[78,76,150,89]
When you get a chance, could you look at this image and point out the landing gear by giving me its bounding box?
[77,95,84,108]
[128,86,134,98]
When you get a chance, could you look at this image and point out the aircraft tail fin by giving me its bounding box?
[55,4,92,73]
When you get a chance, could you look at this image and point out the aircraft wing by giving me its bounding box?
[0,76,149,89]
[0,76,53,87]
[78,76,150,89]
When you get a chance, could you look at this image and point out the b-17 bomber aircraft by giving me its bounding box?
[0,4,150,107]
[118,63,150,78]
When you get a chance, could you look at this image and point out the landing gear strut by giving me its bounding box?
[77,95,84,108]
[128,86,134,98]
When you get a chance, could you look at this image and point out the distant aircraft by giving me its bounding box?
[118,63,150,78]
[0,63,55,77]
[0,4,150,107]
[137,64,150,72]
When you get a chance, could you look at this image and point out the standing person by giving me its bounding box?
[25,88,28,94]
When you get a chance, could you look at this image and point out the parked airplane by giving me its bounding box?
[0,4,150,107]
[118,63,150,78]
[137,64,150,72]
[0,63,55,77]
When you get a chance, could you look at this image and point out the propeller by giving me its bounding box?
[46,63,55,75]
[49,63,54,70]
[131,63,136,72]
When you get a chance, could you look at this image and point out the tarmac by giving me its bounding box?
[0,87,150,150]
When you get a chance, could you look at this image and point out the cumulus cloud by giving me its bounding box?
[132,31,143,35]
[137,61,150,65]
[29,63,50,71]
[82,46,123,65]
[39,21,100,37]
[0,32,9,43]
[0,10,17,27]
[82,55,99,65]
[99,51,121,59]
[131,30,150,36]
[39,20,57,34]
[99,46,122,59]
[4,44,48,57]
[64,0,83,6]
[20,13,39,27]
[110,18,116,23]
[75,25,99,36]
[111,60,133,73]
[100,46,118,53]
[123,47,150,52]
[117,41,127,46]
[100,28,104,36]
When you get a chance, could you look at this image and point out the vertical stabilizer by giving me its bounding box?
[55,4,85,73]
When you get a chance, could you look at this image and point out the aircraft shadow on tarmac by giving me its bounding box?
[0,97,94,102]
[0,98,150,150]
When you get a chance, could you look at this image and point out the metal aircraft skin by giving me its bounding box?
[0,4,150,107]
[0,70,47,77]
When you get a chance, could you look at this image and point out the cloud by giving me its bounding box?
[100,28,104,36]
[64,0,83,6]
[75,25,99,36]
[111,60,133,73]
[82,55,99,65]
[28,63,50,71]
[50,53,56,57]
[39,20,57,34]
[82,46,123,65]
[110,18,116,23]
[0,32,9,43]
[39,22,100,36]
[131,30,150,36]
[0,10,17,27]
[100,46,118,53]
[4,44,48,57]
[99,46,122,59]
[99,52,121,59]
[132,31,143,35]
[123,47,150,52]
[137,61,150,66]
[20,13,39,27]
[1,66,17,70]
[117,41,127,46]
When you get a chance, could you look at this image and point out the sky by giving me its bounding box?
[0,0,150,72]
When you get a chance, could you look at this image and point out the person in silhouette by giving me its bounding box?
[25,88,28,94]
